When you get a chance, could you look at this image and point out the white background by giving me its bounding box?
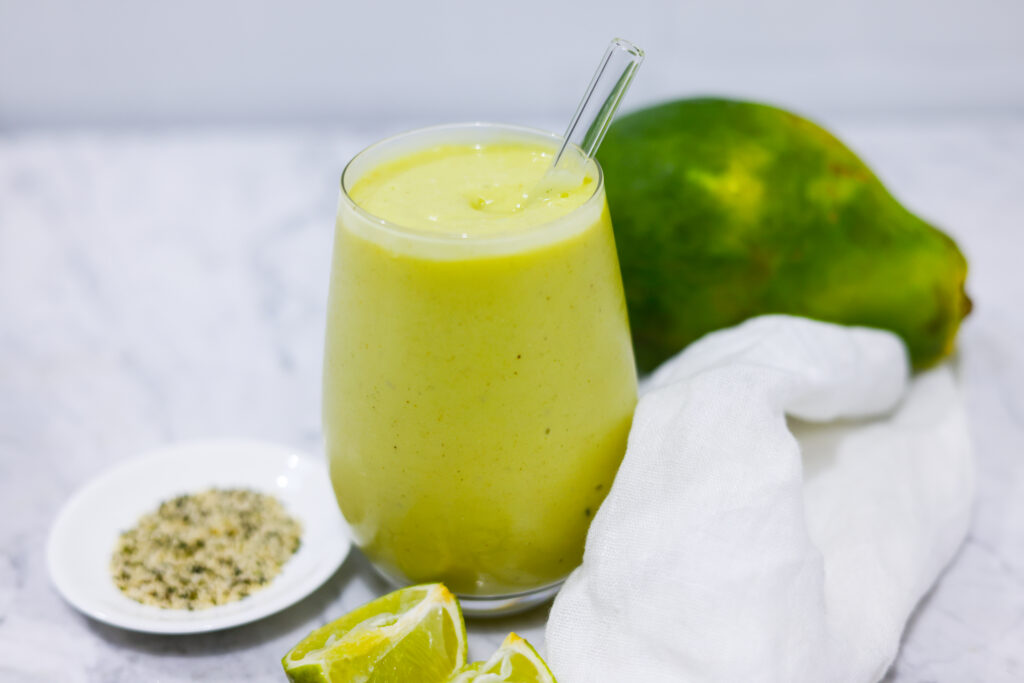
[1,0,1022,128]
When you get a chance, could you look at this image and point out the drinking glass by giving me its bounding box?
[323,123,637,615]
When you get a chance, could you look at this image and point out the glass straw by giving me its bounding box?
[549,38,645,172]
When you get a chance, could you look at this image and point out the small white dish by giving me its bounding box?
[47,439,350,634]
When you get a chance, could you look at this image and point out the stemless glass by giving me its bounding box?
[322,123,637,615]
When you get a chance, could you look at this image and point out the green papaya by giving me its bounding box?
[598,97,971,372]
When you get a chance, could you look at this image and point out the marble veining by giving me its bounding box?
[0,118,1022,681]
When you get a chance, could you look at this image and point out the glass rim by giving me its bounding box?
[338,122,606,246]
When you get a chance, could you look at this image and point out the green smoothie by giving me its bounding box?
[323,126,637,597]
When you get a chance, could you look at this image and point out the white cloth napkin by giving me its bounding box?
[546,315,974,683]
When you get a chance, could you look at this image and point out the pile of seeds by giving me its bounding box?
[110,488,302,610]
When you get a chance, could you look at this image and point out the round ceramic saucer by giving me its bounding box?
[47,439,350,634]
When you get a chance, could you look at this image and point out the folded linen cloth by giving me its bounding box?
[546,315,973,683]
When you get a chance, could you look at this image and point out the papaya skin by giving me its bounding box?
[597,98,971,373]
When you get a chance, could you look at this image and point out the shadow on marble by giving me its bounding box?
[881,584,939,681]
[879,535,966,682]
[464,600,552,639]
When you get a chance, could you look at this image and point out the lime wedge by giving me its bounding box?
[448,633,556,683]
[282,583,467,683]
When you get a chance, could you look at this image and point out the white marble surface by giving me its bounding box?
[0,117,1021,681]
